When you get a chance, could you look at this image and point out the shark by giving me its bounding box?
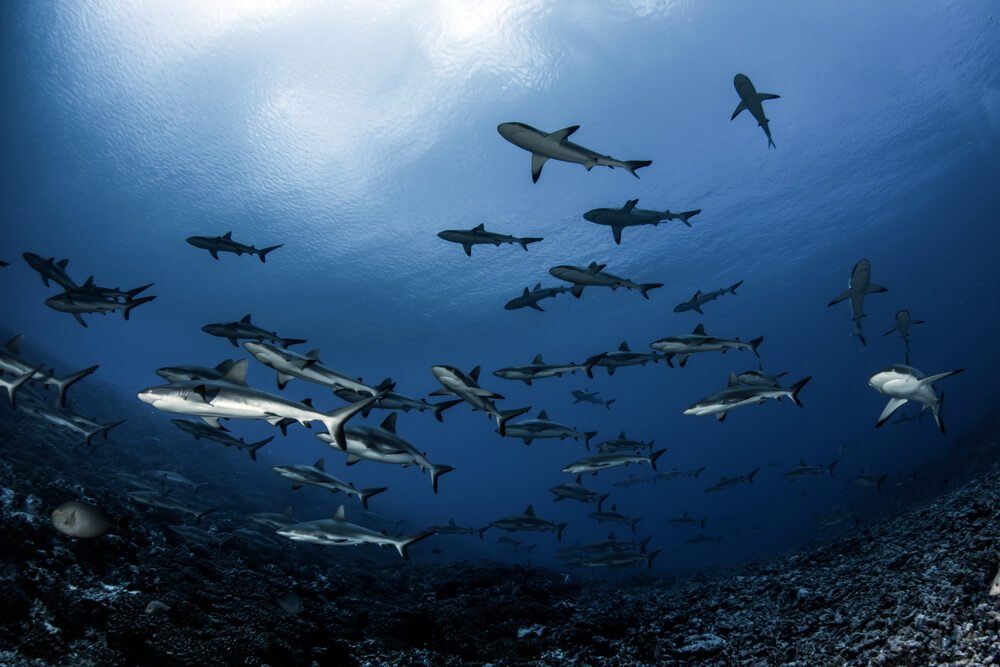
[571,549,660,570]
[884,309,925,364]
[734,366,788,388]
[504,284,572,312]
[583,198,701,245]
[826,258,888,347]
[851,472,888,492]
[650,324,764,368]
[479,504,568,541]
[549,474,604,504]
[868,364,963,434]
[612,475,655,488]
[668,512,706,529]
[703,468,760,493]
[673,281,744,314]
[202,314,306,348]
[170,418,273,460]
[333,386,460,422]
[247,508,296,530]
[65,278,153,303]
[144,471,207,494]
[428,519,481,537]
[655,466,706,482]
[136,360,379,448]
[272,458,388,509]
[499,410,597,447]
[731,73,780,149]
[437,224,543,256]
[19,396,125,446]
[186,232,282,262]
[168,525,233,548]
[496,536,535,552]
[561,532,652,556]
[317,412,455,494]
[571,389,615,409]
[549,262,663,300]
[22,252,79,290]
[783,459,839,481]
[591,341,666,375]
[243,341,390,396]
[0,367,40,409]
[497,122,652,183]
[686,533,723,545]
[127,491,216,523]
[561,449,665,475]
[277,505,432,560]
[683,372,812,421]
[157,359,243,384]
[588,496,641,532]
[429,365,529,436]
[594,432,653,453]
[45,291,156,327]
[492,353,605,386]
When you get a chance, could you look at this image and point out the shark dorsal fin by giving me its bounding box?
[694,289,702,298]
[692,324,706,335]
[533,283,541,291]
[240,314,252,324]
[524,504,535,516]
[223,231,233,240]
[473,223,485,231]
[546,125,579,142]
[314,458,325,471]
[448,518,456,525]
[57,259,69,269]
[611,504,617,511]
[333,505,346,521]
[4,334,22,354]
[622,199,638,213]
[215,359,235,373]
[380,412,398,433]
[799,459,806,466]
[537,409,549,420]
[469,366,481,382]
[618,341,630,352]
[301,398,314,408]
[618,431,626,439]
[522,287,530,297]
[727,372,740,387]
[532,354,544,365]
[608,531,616,540]
[222,359,248,384]
[83,276,94,288]
[306,349,321,360]
[575,474,582,484]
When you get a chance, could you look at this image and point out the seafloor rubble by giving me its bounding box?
[2,391,1000,667]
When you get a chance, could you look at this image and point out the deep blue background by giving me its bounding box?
[2,1,999,573]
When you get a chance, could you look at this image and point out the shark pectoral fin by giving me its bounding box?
[757,93,780,101]
[462,243,472,257]
[276,373,294,390]
[571,285,584,299]
[72,313,88,327]
[529,302,544,312]
[876,398,908,427]
[201,416,225,429]
[731,100,748,120]
[530,153,549,183]
[612,227,623,245]
[209,249,219,260]
[695,306,704,314]
[827,289,853,307]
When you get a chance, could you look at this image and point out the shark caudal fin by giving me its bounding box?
[767,136,776,150]
[433,399,463,423]
[247,436,274,461]
[747,467,761,483]
[648,448,666,471]
[518,237,544,251]
[257,245,283,263]
[583,352,607,379]
[123,296,156,321]
[195,508,217,524]
[676,209,702,227]
[826,459,839,477]
[125,283,154,300]
[749,336,764,358]
[430,464,455,494]
[359,487,388,510]
[1,366,40,409]
[728,280,744,295]
[556,522,568,542]
[932,392,947,435]
[630,517,641,533]
[584,431,598,451]
[789,376,812,407]
[624,160,652,178]
[320,394,381,450]
[496,406,531,436]
[646,548,662,569]
[605,399,616,410]
[52,365,99,407]
[395,531,434,560]
[876,473,888,493]
[639,283,663,300]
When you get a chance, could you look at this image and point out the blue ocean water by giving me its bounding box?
[2,1,999,574]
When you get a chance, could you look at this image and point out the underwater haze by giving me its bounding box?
[2,0,1000,585]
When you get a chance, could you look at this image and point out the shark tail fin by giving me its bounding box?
[395,531,434,560]
[497,406,531,436]
[639,536,652,554]
[827,459,839,477]
[125,283,154,300]
[768,136,776,150]
[556,522,568,542]
[649,448,666,471]
[639,283,663,300]
[247,436,274,461]
[195,508,217,524]
[584,431,598,451]
[728,280,744,294]
[605,399,616,410]
[320,394,381,450]
[630,517,641,533]
[518,237,544,251]
[624,160,652,178]
[932,392,947,435]
[52,364,99,407]
[583,352,606,379]
[1,366,40,409]
[694,465,706,479]
[677,209,701,227]
[646,548,662,569]
[257,244,283,263]
[433,399,463,423]
[748,467,761,483]
[96,419,126,443]
[123,296,156,321]
[359,487,388,510]
[876,474,888,493]
[789,376,812,407]
[749,336,764,358]
[430,464,455,494]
